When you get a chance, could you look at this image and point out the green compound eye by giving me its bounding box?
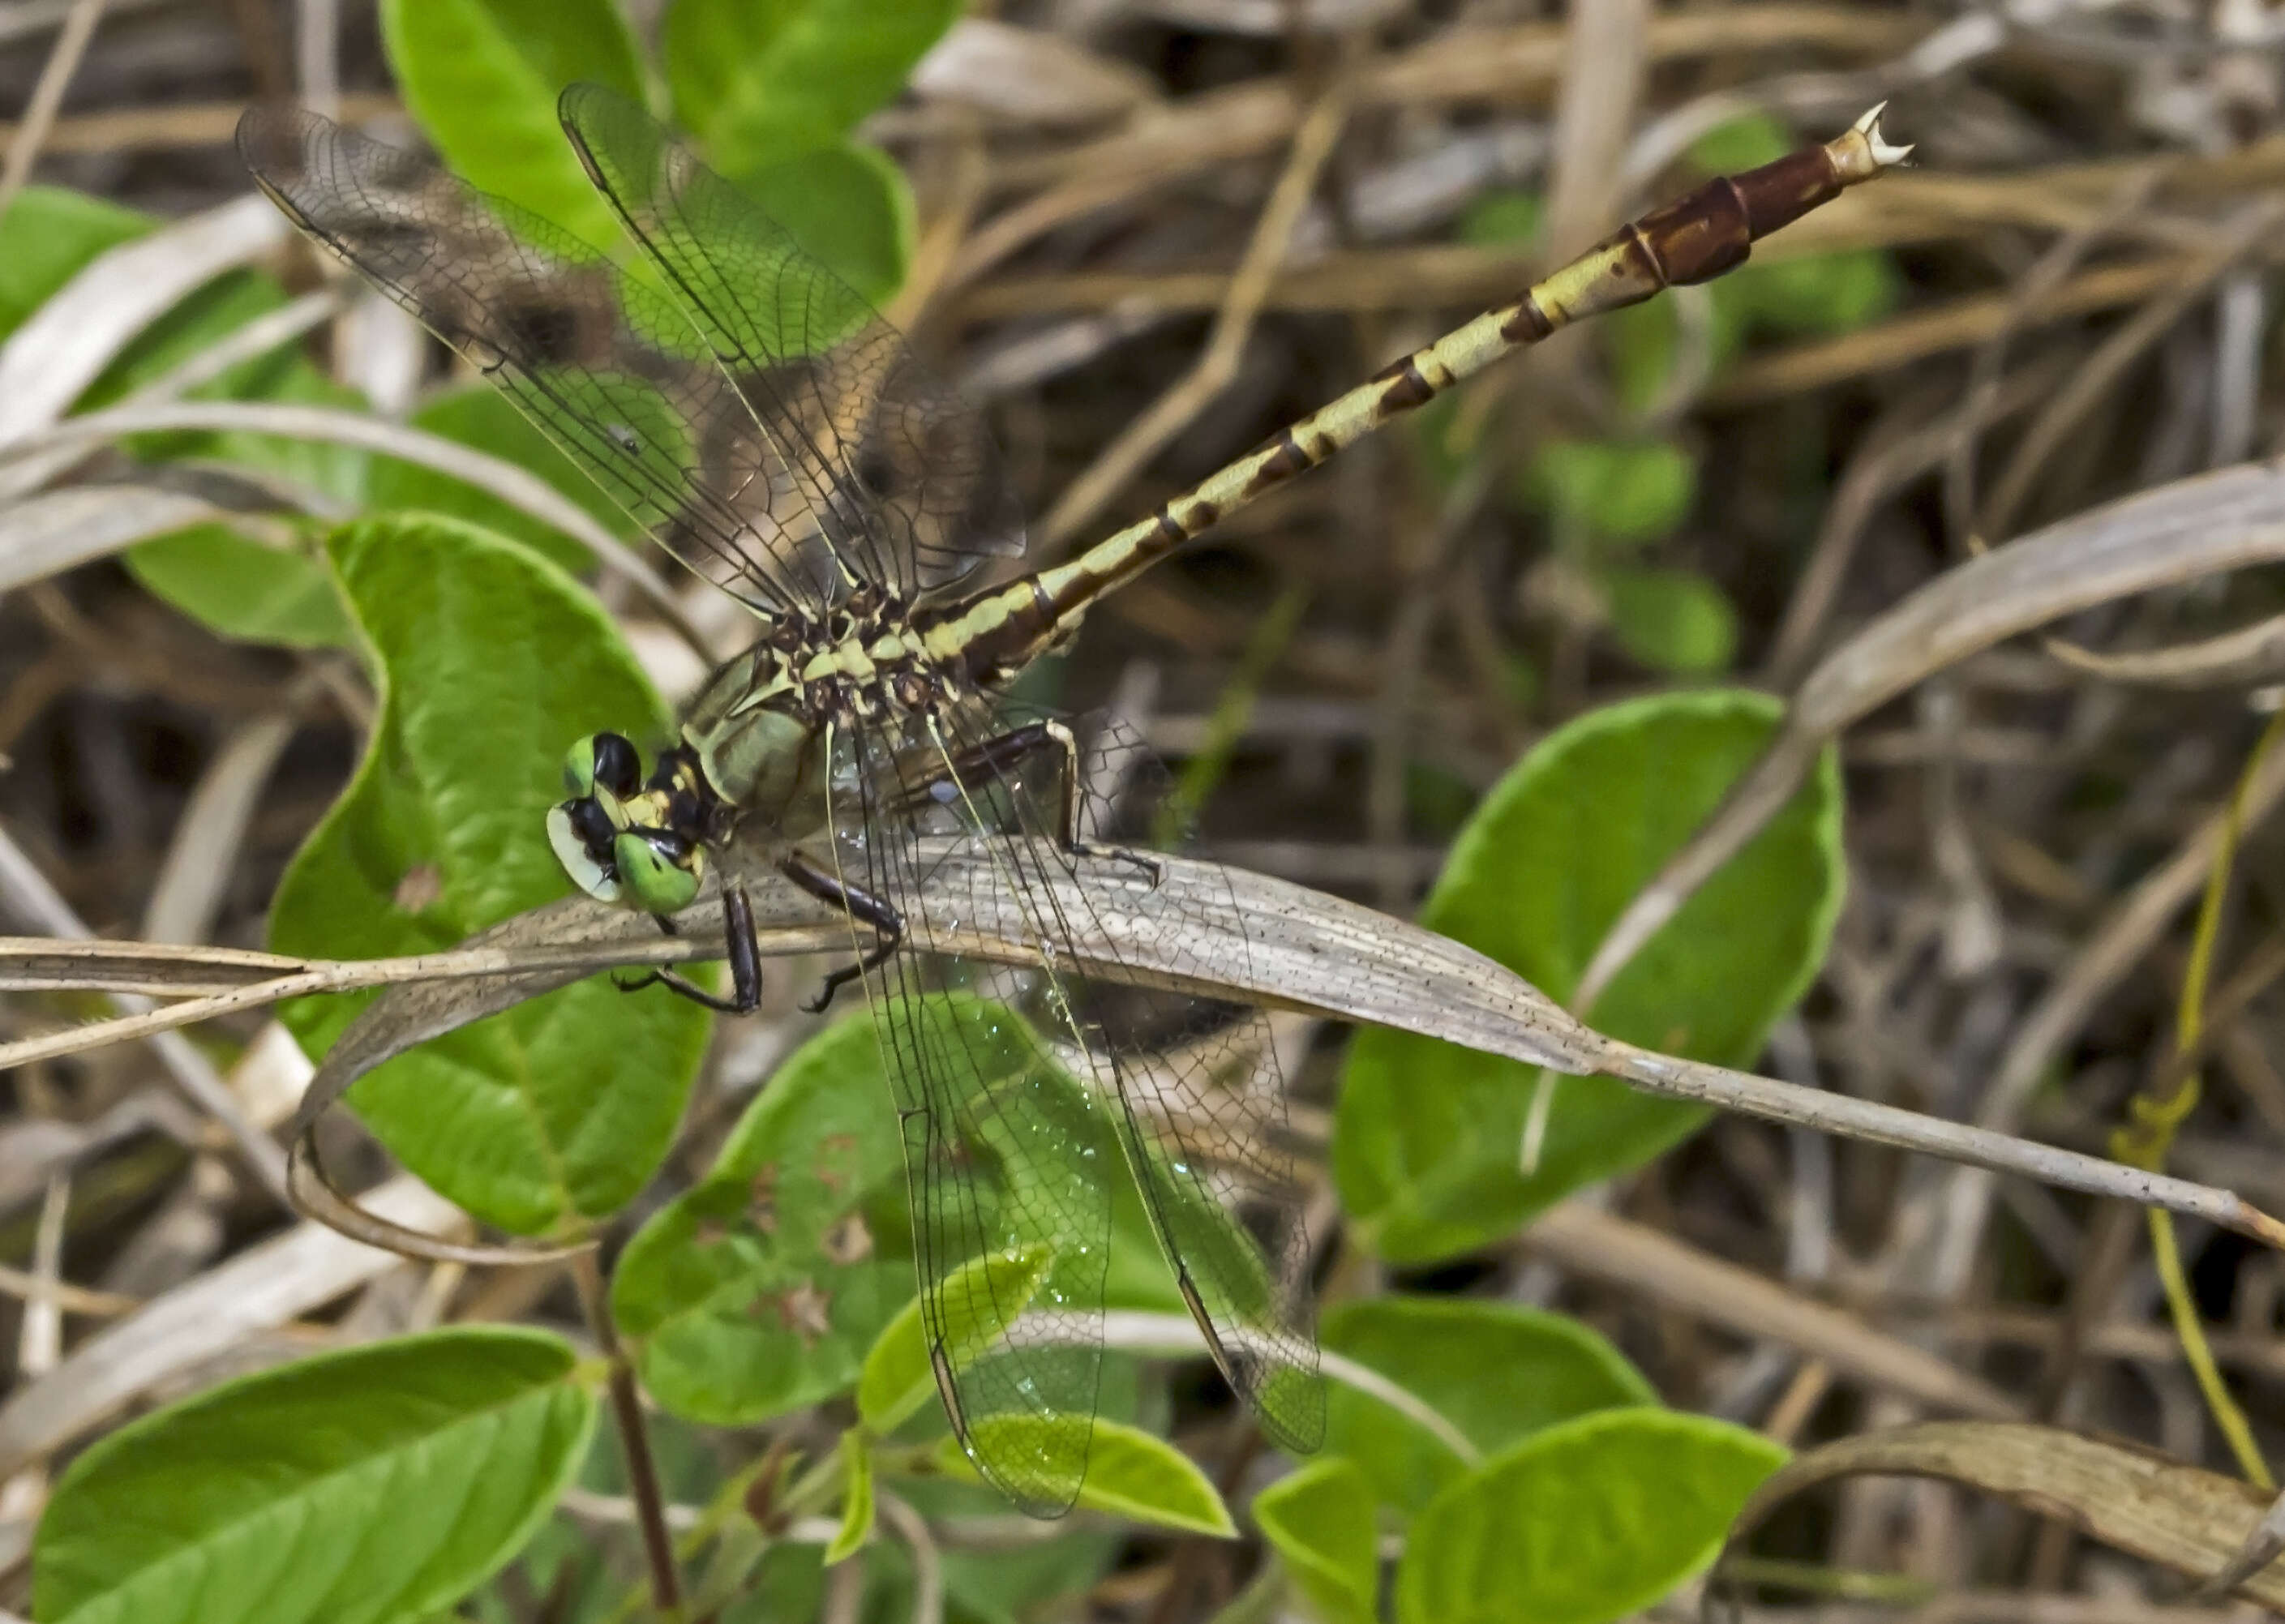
[547,804,622,903]
[613,829,701,913]
[564,731,641,799]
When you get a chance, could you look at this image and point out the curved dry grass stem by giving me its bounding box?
[1980,203,2285,542]
[2044,614,2285,688]
[1581,461,2285,1010]
[11,837,2283,1266]
[0,401,716,659]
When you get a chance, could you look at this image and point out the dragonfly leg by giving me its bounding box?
[1035,719,1164,887]
[913,720,1163,885]
[780,849,903,1013]
[615,881,762,1014]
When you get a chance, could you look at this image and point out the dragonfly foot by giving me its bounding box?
[1074,842,1164,889]
[624,965,755,1014]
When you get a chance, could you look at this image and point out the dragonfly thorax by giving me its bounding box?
[734,589,978,731]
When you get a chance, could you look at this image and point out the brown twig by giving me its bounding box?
[572,1250,684,1619]
[0,0,109,223]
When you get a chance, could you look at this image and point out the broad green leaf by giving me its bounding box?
[126,362,369,649]
[380,0,644,253]
[1336,690,1844,1262]
[826,1429,875,1563]
[614,1014,914,1425]
[268,516,706,1232]
[734,139,915,306]
[663,0,961,173]
[1253,1459,1378,1624]
[1600,565,1738,675]
[364,384,636,573]
[868,1360,1151,1618]
[0,186,148,337]
[1394,1410,1784,1624]
[1321,1297,1653,1515]
[28,206,372,652]
[885,1461,1132,1623]
[932,1416,1237,1537]
[860,1243,1056,1434]
[92,271,312,413]
[33,1327,595,1624]
[1517,438,1696,548]
[126,526,354,648]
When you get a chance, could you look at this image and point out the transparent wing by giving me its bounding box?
[559,84,1026,606]
[238,105,885,618]
[817,703,1323,1509]
[1023,709,1324,1454]
[824,712,1111,1515]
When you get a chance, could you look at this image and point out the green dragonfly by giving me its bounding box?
[238,85,1901,1513]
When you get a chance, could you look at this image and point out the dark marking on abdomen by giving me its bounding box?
[1245,426,1317,495]
[1374,355,1436,411]
[1499,297,1555,344]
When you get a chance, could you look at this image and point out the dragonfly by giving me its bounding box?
[237,85,1902,1514]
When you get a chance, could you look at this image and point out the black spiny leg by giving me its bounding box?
[909,719,1161,885]
[781,850,903,1013]
[616,881,762,1014]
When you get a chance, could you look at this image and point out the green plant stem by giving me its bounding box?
[2111,707,2285,1490]
[573,1249,687,1618]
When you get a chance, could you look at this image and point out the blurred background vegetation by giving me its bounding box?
[11,2,2285,1622]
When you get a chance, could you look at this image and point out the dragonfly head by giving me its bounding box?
[547,731,705,914]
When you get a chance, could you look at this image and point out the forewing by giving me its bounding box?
[836,704,1325,1481]
[559,84,1027,606]
[824,716,1110,1516]
[235,105,831,618]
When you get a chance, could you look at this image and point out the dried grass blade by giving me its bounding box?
[1582,461,2285,1008]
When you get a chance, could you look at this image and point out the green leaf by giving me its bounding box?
[126,363,370,649]
[1600,565,1738,675]
[932,1417,1237,1537]
[365,384,636,573]
[614,1014,915,1425]
[1516,439,1697,549]
[379,0,645,254]
[860,1242,1056,1434]
[1209,1565,1292,1624]
[1253,1459,1378,1624]
[125,526,354,648]
[1687,112,1791,174]
[93,271,328,415]
[1394,1411,1784,1624]
[1335,689,1844,1262]
[1455,190,1542,248]
[886,1465,1130,1622]
[0,186,149,338]
[1727,249,1901,337]
[663,0,961,171]
[1321,1296,1654,1515]
[267,516,707,1233]
[33,1327,595,1624]
[732,139,915,306]
[826,1429,875,1563]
